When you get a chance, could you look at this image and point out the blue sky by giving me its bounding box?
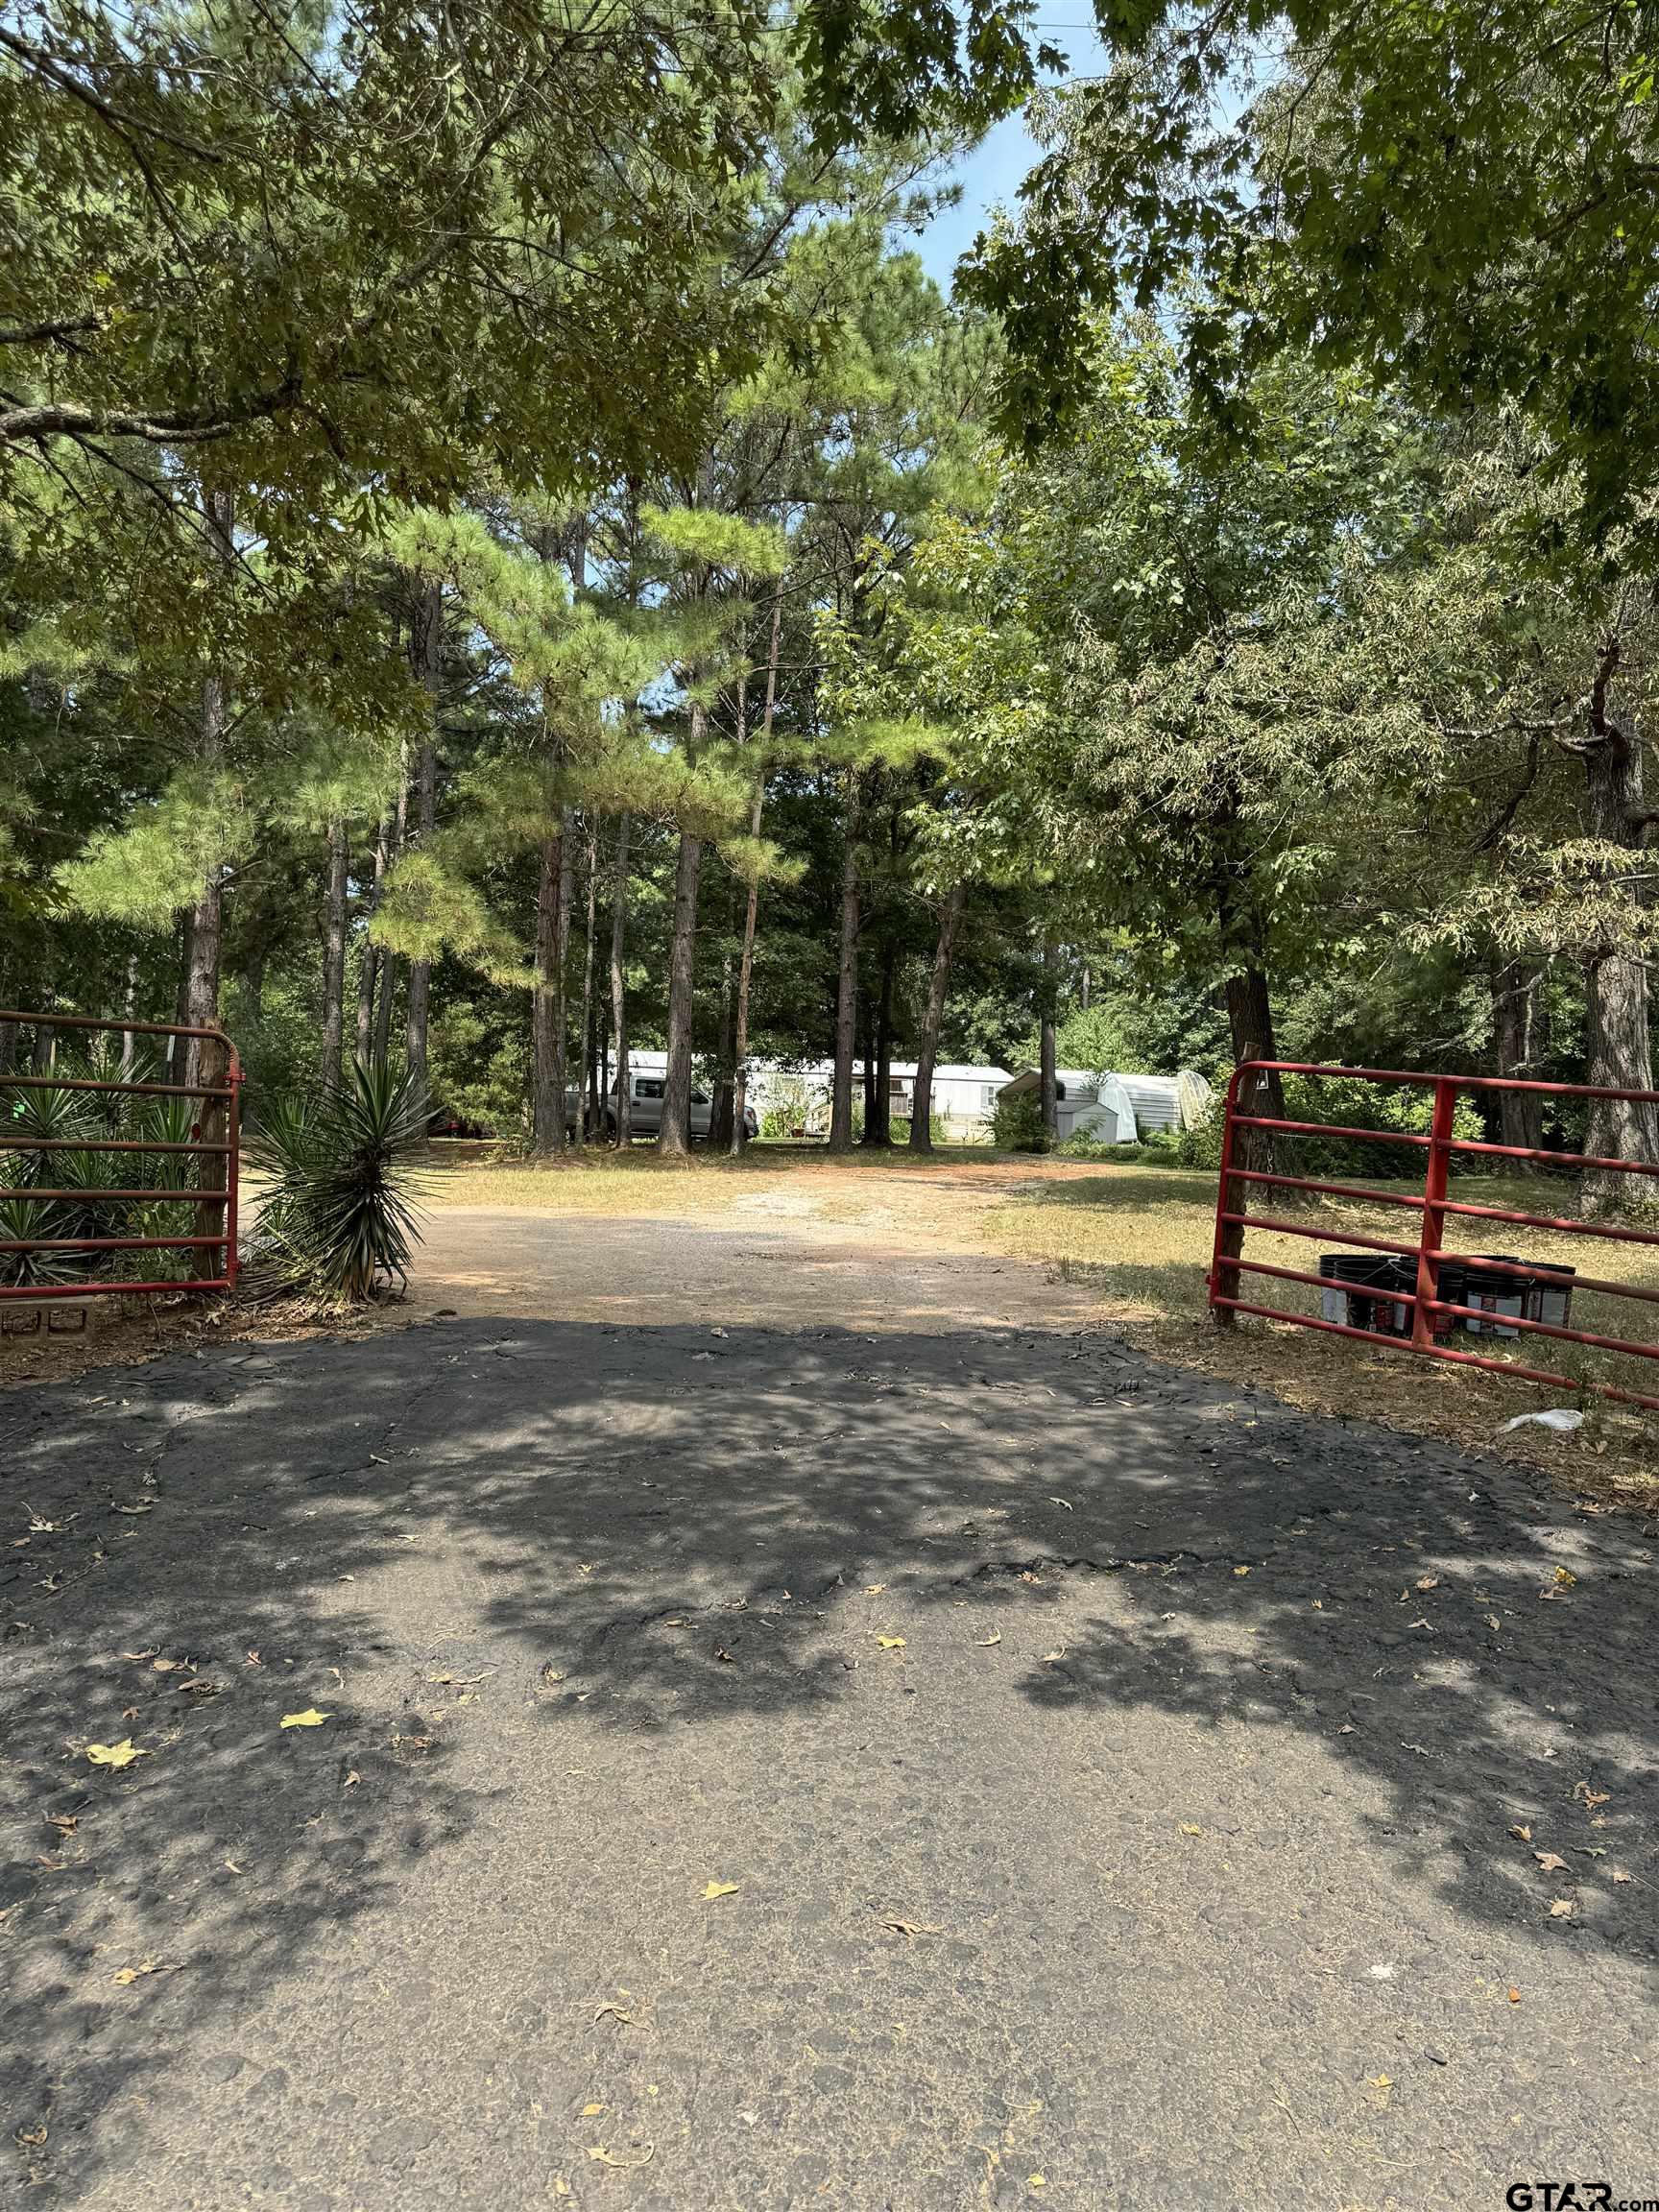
[914,15,1109,295]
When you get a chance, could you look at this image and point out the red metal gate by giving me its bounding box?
[0,1010,241,1302]
[1208,1060,1659,1412]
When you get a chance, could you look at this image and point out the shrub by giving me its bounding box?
[991,1089,1048,1152]
[245,1059,430,1303]
[1179,1071,1487,1177]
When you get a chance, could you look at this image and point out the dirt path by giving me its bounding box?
[2,1211,1657,2210]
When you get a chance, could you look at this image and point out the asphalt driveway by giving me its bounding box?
[2,1216,1656,2210]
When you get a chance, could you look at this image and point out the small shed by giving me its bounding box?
[997,1066,1214,1145]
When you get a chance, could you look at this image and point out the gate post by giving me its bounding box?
[193,1030,229,1285]
[1411,1076,1457,1351]
[1209,1065,1246,1328]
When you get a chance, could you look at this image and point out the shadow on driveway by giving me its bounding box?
[2,1317,1654,2204]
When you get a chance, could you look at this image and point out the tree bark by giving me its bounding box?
[1577,697,1659,1211]
[865,939,895,1147]
[909,881,966,1154]
[0,1020,15,1077]
[532,819,568,1155]
[731,588,782,1157]
[403,579,443,1100]
[373,761,409,1066]
[320,817,350,1088]
[1490,955,1546,1162]
[829,771,861,1149]
[660,826,703,1158]
[355,805,392,1064]
[1222,961,1286,1175]
[1039,928,1060,1145]
[611,813,632,1147]
[709,875,739,1150]
[182,488,234,1094]
[573,819,598,1149]
[119,954,138,1081]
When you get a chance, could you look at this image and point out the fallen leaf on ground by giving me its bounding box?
[1179,1823,1202,1837]
[1553,1567,1577,1587]
[1507,1987,1522,2003]
[713,1647,736,1663]
[1040,1649,1066,1664]
[85,1741,147,1769]
[1613,1869,1632,1884]
[580,2103,607,2119]
[702,1881,740,1900]
[1233,1566,1251,1576]
[279,1709,332,1728]
[111,1958,173,1985]
[881,1917,945,1936]
[864,1584,886,1595]
[876,1636,905,1650]
[1485,1615,1502,1630]
[593,2002,635,2025]
[120,1650,157,1662]
[1548,1899,1575,1918]
[343,1770,360,1789]
[978,1631,1001,1647]
[1415,1575,1440,1591]
[1509,1824,1532,1843]
[1534,1851,1568,1872]
[44,1814,77,1837]
[1050,1497,1073,1511]
[586,2146,654,2170]
[1573,1781,1611,1809]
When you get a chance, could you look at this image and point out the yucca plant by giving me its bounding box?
[124,1094,207,1282]
[0,1196,85,1289]
[245,1059,430,1303]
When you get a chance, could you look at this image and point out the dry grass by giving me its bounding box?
[979,1160,1659,1509]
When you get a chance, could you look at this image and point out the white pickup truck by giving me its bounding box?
[566,1070,757,1143]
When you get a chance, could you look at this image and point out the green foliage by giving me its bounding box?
[246,1059,431,1304]
[991,1087,1047,1153]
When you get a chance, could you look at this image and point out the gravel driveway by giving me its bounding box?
[2,1212,1655,2210]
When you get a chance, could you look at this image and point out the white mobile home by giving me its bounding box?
[996,1066,1214,1144]
[745,1060,1010,1142]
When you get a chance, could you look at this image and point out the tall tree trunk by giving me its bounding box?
[909,881,966,1154]
[320,817,350,1088]
[864,939,895,1148]
[611,813,632,1147]
[660,826,703,1157]
[829,770,861,1149]
[532,819,568,1156]
[1490,954,1546,1163]
[182,489,234,1094]
[1222,962,1286,1172]
[403,580,443,1101]
[731,589,782,1157]
[0,1020,16,1078]
[166,916,190,1077]
[860,992,877,1141]
[373,760,409,1066]
[1039,928,1060,1144]
[661,689,709,1160]
[709,881,739,1151]
[1577,683,1659,1211]
[119,954,138,1082]
[573,819,598,1149]
[356,806,392,1065]
[1211,948,1286,1329]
